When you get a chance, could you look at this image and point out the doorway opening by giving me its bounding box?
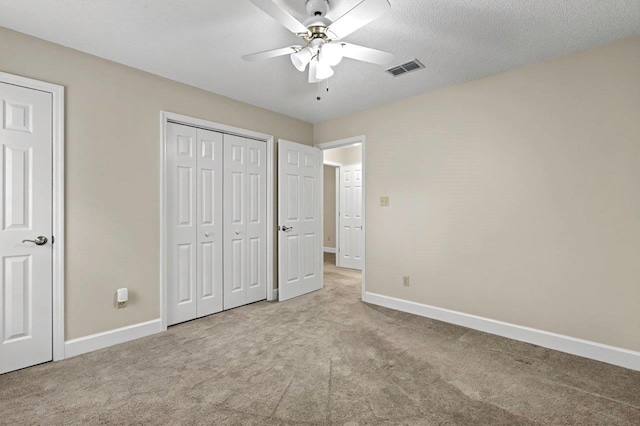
[317,136,366,301]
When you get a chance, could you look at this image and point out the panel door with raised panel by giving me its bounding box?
[245,138,267,304]
[223,135,267,309]
[223,135,247,309]
[196,128,223,317]
[0,82,53,374]
[278,140,322,301]
[339,163,363,270]
[166,123,198,326]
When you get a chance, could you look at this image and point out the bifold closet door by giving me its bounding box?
[223,135,267,310]
[167,123,223,326]
[195,128,224,317]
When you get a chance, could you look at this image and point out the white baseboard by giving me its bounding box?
[364,292,640,371]
[324,247,337,254]
[64,319,162,359]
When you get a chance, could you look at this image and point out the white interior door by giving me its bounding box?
[245,138,267,304]
[167,123,197,325]
[339,163,363,270]
[167,123,224,325]
[224,135,267,309]
[278,140,322,301]
[0,82,53,374]
[196,128,223,317]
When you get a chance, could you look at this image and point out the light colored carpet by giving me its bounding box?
[1,252,639,425]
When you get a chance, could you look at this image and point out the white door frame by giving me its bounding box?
[316,136,366,301]
[0,71,65,361]
[159,111,275,331]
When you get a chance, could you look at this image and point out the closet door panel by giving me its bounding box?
[168,125,267,322]
[167,123,197,325]
[223,135,247,310]
[246,139,267,303]
[196,129,223,317]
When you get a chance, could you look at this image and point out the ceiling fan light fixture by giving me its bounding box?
[246,0,394,85]
[315,57,334,80]
[321,43,344,66]
[291,47,313,72]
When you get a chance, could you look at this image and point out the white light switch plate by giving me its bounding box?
[117,288,128,302]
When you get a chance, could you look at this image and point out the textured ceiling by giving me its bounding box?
[0,0,638,123]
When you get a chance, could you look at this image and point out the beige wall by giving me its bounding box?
[0,27,313,340]
[323,165,337,248]
[314,35,640,352]
[3,24,639,352]
[323,145,362,165]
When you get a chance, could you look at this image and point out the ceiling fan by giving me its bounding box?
[242,0,394,83]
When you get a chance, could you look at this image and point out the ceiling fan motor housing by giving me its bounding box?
[306,0,330,17]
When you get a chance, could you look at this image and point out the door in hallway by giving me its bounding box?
[278,140,322,301]
[339,163,363,270]
[0,82,53,374]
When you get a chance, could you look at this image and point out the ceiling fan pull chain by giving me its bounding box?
[316,78,330,101]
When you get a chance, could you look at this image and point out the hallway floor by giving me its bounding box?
[1,253,638,424]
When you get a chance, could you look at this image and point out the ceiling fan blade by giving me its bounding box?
[341,43,394,65]
[309,61,322,83]
[250,0,309,34]
[242,46,301,62]
[327,0,390,40]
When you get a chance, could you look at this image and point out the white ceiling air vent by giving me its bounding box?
[386,59,425,77]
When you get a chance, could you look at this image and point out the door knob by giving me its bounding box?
[22,236,48,246]
[205,232,210,237]
[280,226,293,232]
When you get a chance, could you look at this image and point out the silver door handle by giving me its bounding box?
[356,226,363,230]
[280,226,292,232]
[22,236,48,246]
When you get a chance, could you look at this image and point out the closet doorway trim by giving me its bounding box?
[159,111,275,331]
